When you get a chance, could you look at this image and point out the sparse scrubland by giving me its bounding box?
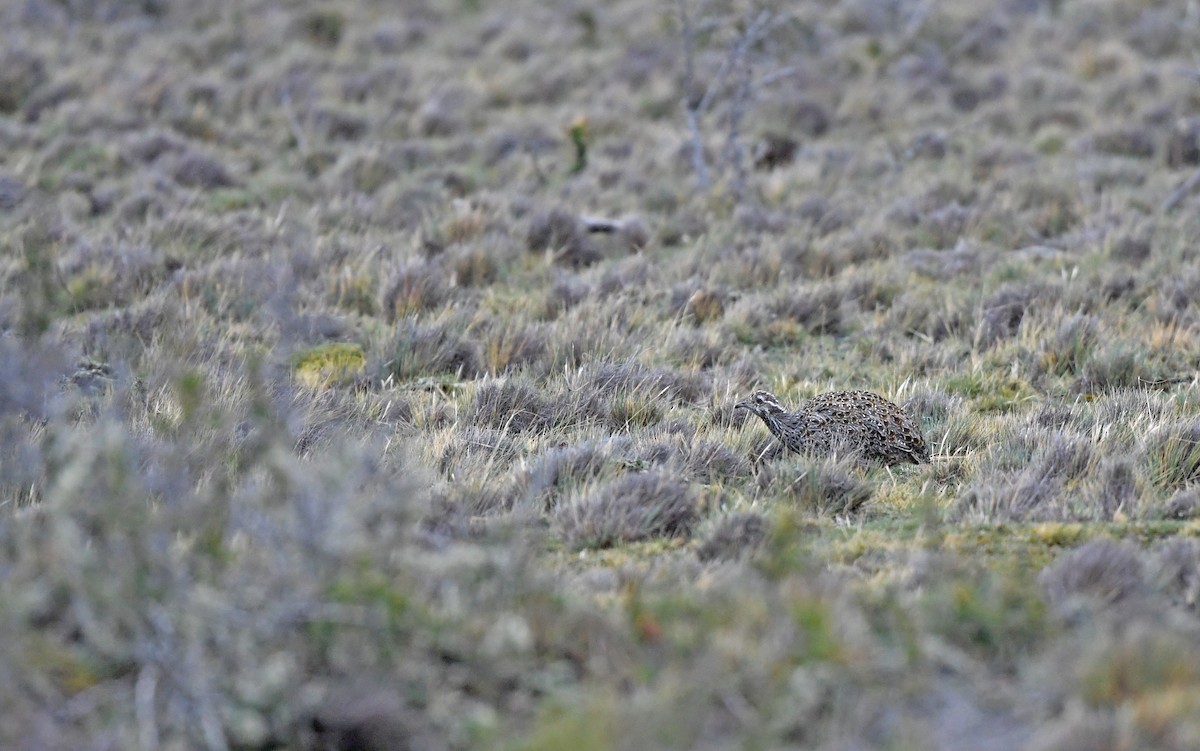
[4,0,1200,748]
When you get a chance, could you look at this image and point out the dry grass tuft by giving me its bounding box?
[557,470,699,549]
[759,455,875,516]
[1040,538,1146,615]
[468,379,551,434]
[382,317,483,380]
[381,260,451,320]
[519,439,624,512]
[696,511,769,562]
[527,208,601,267]
[1141,420,1200,495]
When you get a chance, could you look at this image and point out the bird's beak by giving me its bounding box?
[733,400,749,411]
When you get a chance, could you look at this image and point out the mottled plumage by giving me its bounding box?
[735,389,929,466]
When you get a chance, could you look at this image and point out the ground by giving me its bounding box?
[2,0,1200,748]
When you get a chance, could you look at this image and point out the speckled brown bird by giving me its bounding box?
[735,389,929,466]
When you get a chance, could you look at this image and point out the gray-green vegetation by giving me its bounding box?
[2,0,1200,748]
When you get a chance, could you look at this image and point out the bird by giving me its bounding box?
[734,389,929,466]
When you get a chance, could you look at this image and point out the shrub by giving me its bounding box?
[0,350,439,749]
[902,245,983,282]
[1033,434,1094,484]
[664,329,731,370]
[414,88,477,137]
[886,286,972,343]
[1125,9,1182,57]
[339,151,400,194]
[293,389,411,457]
[329,269,378,316]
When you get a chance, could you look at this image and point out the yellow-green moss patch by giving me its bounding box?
[291,342,366,390]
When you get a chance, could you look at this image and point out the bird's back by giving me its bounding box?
[799,390,929,465]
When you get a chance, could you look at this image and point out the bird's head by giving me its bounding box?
[734,390,786,418]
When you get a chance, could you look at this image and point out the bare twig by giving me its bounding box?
[677,0,711,188]
[733,11,785,199]
[677,2,794,200]
[528,148,547,187]
[901,0,933,45]
[726,55,752,200]
[1163,168,1200,212]
[136,665,161,751]
[724,11,774,201]
[754,64,800,89]
[191,659,230,751]
[279,86,309,154]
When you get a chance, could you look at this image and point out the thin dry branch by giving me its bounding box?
[676,2,798,199]
[1163,168,1200,212]
[677,0,712,188]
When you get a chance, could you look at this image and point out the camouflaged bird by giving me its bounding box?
[735,389,929,466]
